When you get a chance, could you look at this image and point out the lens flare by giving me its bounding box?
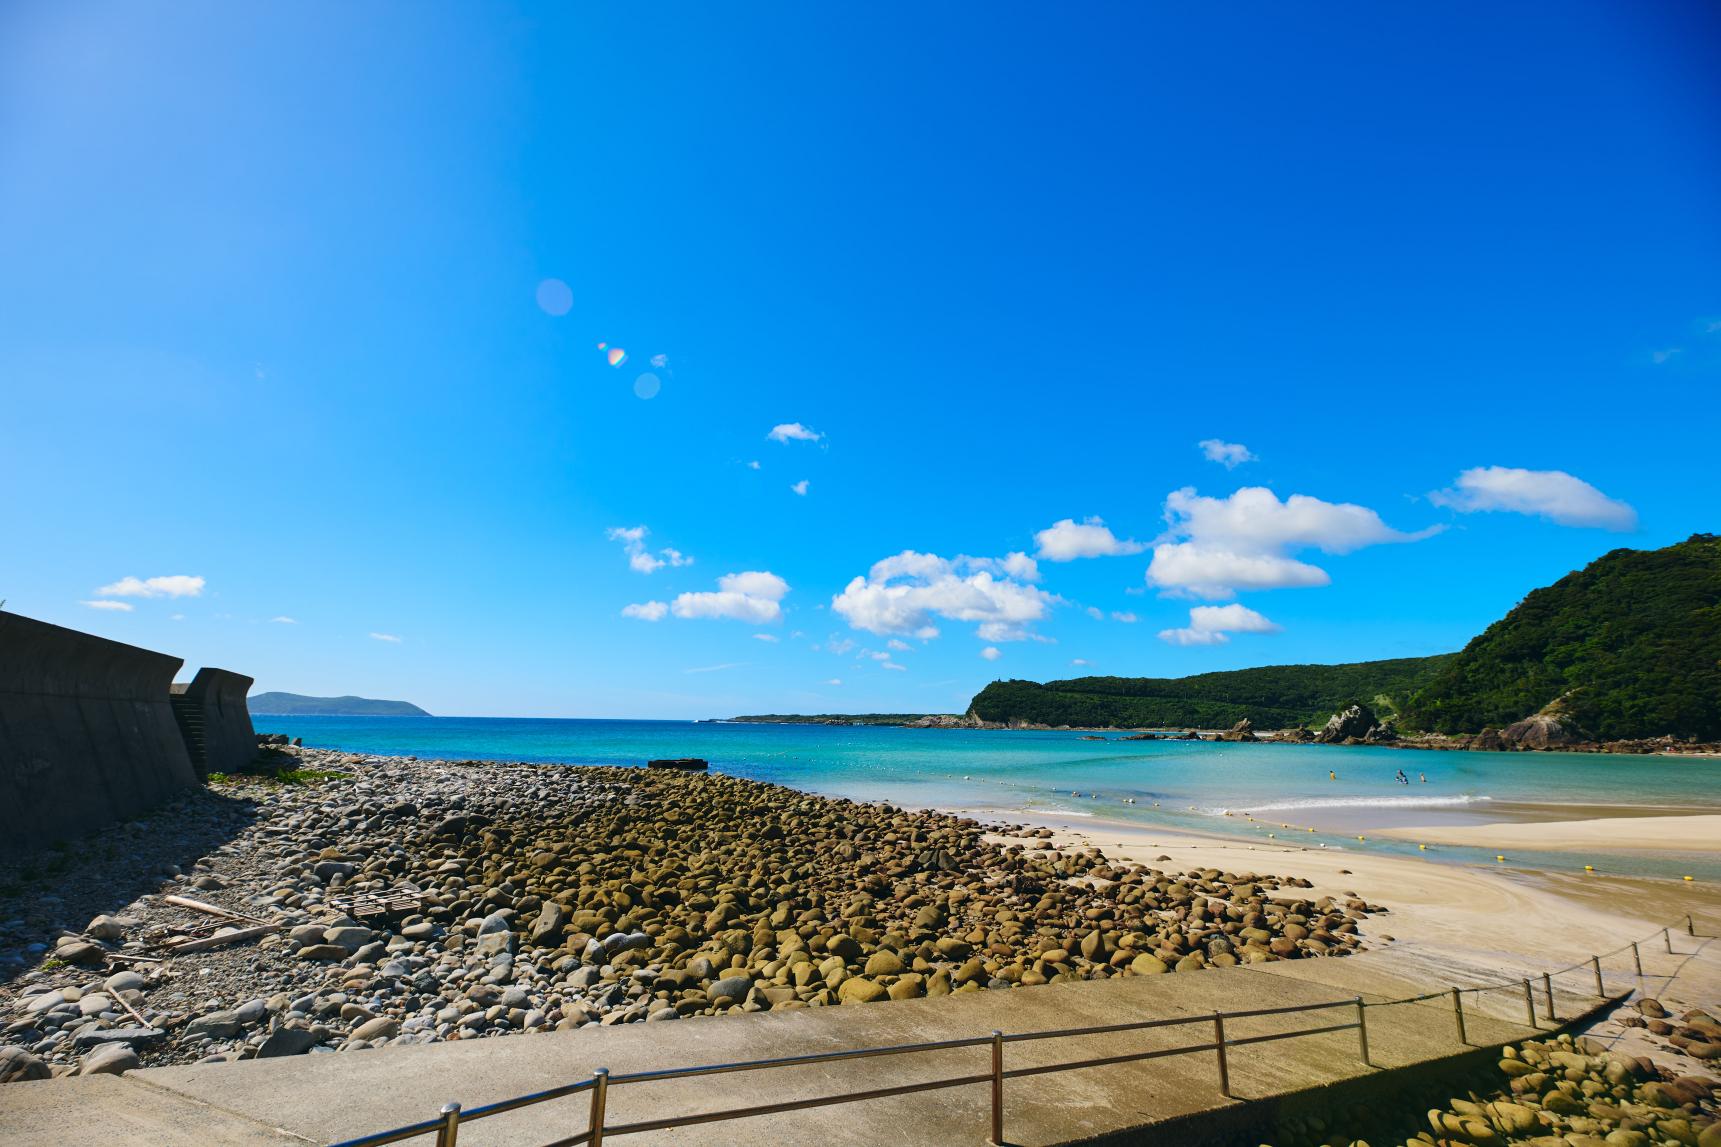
[633,372,661,400]
[607,347,628,367]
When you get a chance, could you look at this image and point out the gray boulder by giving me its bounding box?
[1499,713,1584,750]
[0,1045,51,1083]
[78,1044,140,1076]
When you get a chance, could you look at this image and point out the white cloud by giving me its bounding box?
[650,354,668,368]
[271,616,298,624]
[753,632,780,643]
[370,632,403,643]
[607,526,692,574]
[97,574,205,599]
[1071,658,1090,667]
[831,551,1056,641]
[1158,604,1280,646]
[1651,348,1681,365]
[968,552,1040,582]
[622,601,669,621]
[767,422,823,444]
[880,662,907,671]
[886,638,911,652]
[1197,439,1257,469]
[825,678,843,686]
[790,480,809,496]
[673,571,790,624]
[81,599,134,612]
[1110,611,1138,623]
[684,662,746,674]
[1086,606,1103,620]
[169,613,185,621]
[979,646,1002,661]
[1034,517,1144,562]
[1428,467,1637,531]
[1147,487,1435,598]
[747,460,761,470]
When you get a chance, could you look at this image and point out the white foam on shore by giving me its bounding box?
[1226,794,1493,814]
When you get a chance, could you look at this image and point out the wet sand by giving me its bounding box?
[1376,812,1721,855]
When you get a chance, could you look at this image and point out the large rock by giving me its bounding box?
[1317,703,1377,744]
[1499,713,1584,750]
[0,1045,51,1083]
[78,1044,140,1076]
[1218,718,1257,743]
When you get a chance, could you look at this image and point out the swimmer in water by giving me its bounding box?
[1419,772,1427,783]
[1329,770,1336,781]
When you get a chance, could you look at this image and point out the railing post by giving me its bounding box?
[588,1068,609,1147]
[1591,955,1604,998]
[1688,914,1696,937]
[1354,997,1371,1067]
[434,1102,461,1147]
[1450,988,1467,1045]
[1542,972,1555,1024]
[1213,1012,1231,1098]
[989,1030,1004,1145]
[1632,941,1642,977]
[1521,980,1536,1028]
[1664,928,1672,954]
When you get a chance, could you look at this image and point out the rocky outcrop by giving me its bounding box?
[1499,713,1586,750]
[1217,718,1257,743]
[1316,703,1378,744]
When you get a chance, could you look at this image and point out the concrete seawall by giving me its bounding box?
[171,667,256,778]
[0,613,198,852]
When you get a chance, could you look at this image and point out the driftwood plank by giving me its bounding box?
[161,895,268,926]
[160,924,281,953]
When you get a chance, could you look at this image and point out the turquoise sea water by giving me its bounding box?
[256,716,1721,882]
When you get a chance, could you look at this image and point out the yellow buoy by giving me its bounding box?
[1496,855,1505,862]
[1307,827,1315,833]
[1356,835,1365,842]
[1418,844,1426,850]
[1684,875,1694,881]
[1584,865,1594,871]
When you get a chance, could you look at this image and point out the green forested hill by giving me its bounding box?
[968,656,1452,730]
[967,534,1721,739]
[1399,533,1721,740]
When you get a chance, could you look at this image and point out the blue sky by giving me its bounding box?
[3,2,1718,718]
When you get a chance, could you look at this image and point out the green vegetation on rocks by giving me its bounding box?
[1271,1030,1719,1147]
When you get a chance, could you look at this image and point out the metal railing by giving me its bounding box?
[331,914,1704,1147]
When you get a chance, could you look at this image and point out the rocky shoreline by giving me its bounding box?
[906,705,1721,757]
[0,749,1380,1079]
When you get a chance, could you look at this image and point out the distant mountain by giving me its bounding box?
[248,692,430,717]
[968,656,1450,731]
[1400,533,1721,741]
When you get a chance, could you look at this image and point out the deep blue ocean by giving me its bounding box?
[255,715,1721,881]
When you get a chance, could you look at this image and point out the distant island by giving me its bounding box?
[248,692,431,717]
[725,713,957,727]
[970,533,1721,745]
